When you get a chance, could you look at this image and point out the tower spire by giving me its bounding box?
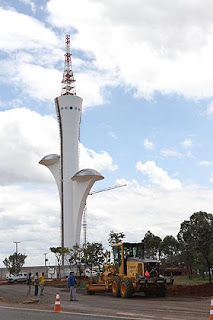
[61,35,76,96]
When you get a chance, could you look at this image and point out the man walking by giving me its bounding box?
[68,271,78,301]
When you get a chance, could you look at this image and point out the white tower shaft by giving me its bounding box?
[39,35,104,250]
[55,94,82,247]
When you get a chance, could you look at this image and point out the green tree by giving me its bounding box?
[178,242,196,278]
[143,230,162,259]
[3,252,27,275]
[160,235,180,268]
[65,244,84,276]
[82,242,105,270]
[108,230,125,245]
[50,246,69,278]
[178,211,213,282]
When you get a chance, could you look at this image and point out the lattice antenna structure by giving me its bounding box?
[61,35,76,96]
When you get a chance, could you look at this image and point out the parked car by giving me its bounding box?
[84,269,98,278]
[7,272,30,283]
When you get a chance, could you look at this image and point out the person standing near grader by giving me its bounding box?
[68,271,78,301]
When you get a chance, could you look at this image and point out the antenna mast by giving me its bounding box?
[61,35,76,96]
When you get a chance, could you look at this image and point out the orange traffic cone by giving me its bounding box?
[145,270,150,277]
[54,292,61,313]
[210,296,213,319]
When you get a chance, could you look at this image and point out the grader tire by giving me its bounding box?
[87,290,95,295]
[156,286,167,297]
[112,277,121,297]
[86,285,95,295]
[120,277,133,298]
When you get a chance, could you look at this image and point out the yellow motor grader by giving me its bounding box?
[86,242,173,298]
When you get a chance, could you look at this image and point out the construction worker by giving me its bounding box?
[34,272,39,296]
[68,271,78,301]
[39,272,45,296]
[26,272,32,296]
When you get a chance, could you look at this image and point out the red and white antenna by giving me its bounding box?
[61,35,76,96]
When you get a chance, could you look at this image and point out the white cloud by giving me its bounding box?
[99,123,118,139]
[2,1,213,268]
[0,108,118,185]
[200,161,213,167]
[0,58,61,103]
[144,138,154,150]
[161,149,182,158]
[86,179,213,248]
[76,71,118,107]
[2,174,213,267]
[136,160,182,191]
[18,0,36,12]
[107,131,118,139]
[0,108,59,184]
[182,138,193,148]
[47,0,213,100]
[207,101,213,115]
[0,184,60,266]
[79,144,118,172]
[0,8,110,107]
[210,172,213,183]
[2,2,213,108]
[1,118,213,267]
[16,63,61,101]
[0,107,118,266]
[0,7,58,52]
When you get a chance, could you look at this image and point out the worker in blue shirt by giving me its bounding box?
[68,271,78,301]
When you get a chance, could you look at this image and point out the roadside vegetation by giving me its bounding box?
[3,253,27,275]
[172,275,209,286]
[3,211,213,285]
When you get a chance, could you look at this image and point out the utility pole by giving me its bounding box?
[13,241,20,275]
[44,253,48,276]
[13,241,21,254]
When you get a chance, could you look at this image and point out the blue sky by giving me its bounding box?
[1,0,213,267]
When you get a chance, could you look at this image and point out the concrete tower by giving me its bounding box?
[39,35,104,249]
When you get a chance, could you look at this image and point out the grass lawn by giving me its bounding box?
[172,275,210,286]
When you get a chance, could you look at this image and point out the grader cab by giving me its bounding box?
[87,241,173,298]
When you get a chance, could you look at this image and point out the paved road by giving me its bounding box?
[0,306,152,320]
[0,303,210,320]
[0,284,210,320]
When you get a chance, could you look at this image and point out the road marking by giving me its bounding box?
[0,305,158,319]
[163,318,182,320]
[1,305,204,320]
[117,312,154,319]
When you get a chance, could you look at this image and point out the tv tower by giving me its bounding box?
[39,35,104,249]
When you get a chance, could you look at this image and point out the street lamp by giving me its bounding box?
[44,253,48,276]
[13,241,21,254]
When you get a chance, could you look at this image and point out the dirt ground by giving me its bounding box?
[167,282,213,297]
[44,278,213,297]
[2,279,213,298]
[0,282,211,320]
